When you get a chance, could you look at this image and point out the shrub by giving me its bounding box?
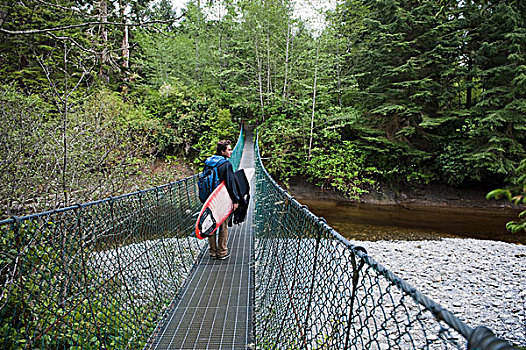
[305,141,377,199]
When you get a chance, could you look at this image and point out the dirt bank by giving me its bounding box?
[284,175,520,209]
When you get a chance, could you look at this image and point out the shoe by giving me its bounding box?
[209,249,217,259]
[217,252,231,260]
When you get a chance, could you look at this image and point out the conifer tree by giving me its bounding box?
[459,1,526,183]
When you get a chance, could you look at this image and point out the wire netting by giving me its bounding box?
[230,124,245,172]
[0,127,244,349]
[0,177,205,349]
[253,133,517,350]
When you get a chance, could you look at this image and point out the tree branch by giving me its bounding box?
[33,0,88,15]
[0,14,186,35]
[46,32,98,54]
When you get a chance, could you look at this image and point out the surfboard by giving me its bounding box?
[195,168,255,239]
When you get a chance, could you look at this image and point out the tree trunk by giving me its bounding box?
[99,0,109,83]
[255,36,265,121]
[195,0,201,81]
[309,41,319,157]
[218,6,225,91]
[62,42,69,207]
[122,23,129,68]
[266,25,271,102]
[283,16,291,100]
[119,0,129,69]
[466,55,472,109]
[336,34,342,107]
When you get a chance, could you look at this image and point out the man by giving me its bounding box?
[208,140,239,260]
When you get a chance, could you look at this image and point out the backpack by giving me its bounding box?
[198,155,228,203]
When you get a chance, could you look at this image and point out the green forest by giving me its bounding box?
[1,0,525,230]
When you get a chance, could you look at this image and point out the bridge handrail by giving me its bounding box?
[0,125,244,349]
[230,123,244,172]
[253,129,517,349]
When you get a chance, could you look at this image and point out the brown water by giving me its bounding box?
[298,198,525,244]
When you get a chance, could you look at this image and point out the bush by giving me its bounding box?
[259,114,305,185]
[195,108,238,162]
[0,85,162,216]
[136,81,238,161]
[0,85,55,217]
[305,141,377,199]
[487,158,526,233]
[0,221,150,349]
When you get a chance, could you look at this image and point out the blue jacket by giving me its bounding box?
[205,155,240,204]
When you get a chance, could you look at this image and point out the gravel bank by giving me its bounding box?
[352,238,526,347]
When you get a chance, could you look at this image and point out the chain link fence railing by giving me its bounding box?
[253,132,517,350]
[0,127,244,349]
[0,178,205,349]
[230,124,245,172]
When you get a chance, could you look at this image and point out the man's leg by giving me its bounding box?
[208,234,217,259]
[217,221,229,259]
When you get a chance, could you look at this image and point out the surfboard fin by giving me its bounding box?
[198,207,217,238]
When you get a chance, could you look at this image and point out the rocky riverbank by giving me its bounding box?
[282,176,525,346]
[356,238,526,347]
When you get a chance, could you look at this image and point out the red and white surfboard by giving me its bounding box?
[195,168,255,239]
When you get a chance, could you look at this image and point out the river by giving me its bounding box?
[298,198,525,244]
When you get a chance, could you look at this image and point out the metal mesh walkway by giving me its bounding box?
[149,129,255,350]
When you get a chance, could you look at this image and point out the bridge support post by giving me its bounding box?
[344,246,367,349]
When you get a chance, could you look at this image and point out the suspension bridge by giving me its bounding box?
[0,126,519,349]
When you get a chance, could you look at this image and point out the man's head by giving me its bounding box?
[216,140,233,158]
